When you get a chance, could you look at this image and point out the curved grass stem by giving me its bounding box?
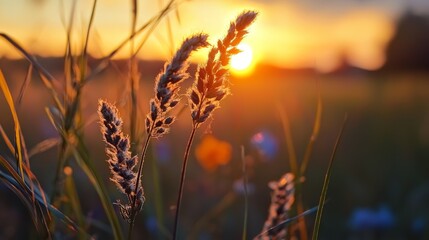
[173,124,198,240]
[128,133,152,240]
[312,114,347,240]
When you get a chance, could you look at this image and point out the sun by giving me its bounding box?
[230,43,254,74]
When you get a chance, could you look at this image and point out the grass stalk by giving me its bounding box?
[312,114,348,240]
[128,133,152,240]
[129,0,139,154]
[277,104,306,238]
[64,167,86,240]
[172,124,198,240]
[0,70,24,180]
[300,90,322,176]
[253,206,319,239]
[277,104,299,176]
[85,0,179,82]
[296,197,308,240]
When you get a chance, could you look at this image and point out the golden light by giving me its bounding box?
[230,43,254,74]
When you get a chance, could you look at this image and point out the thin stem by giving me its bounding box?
[128,132,152,240]
[277,104,298,175]
[300,91,322,176]
[173,124,198,240]
[50,138,68,204]
[51,86,82,205]
[129,0,139,154]
[312,114,347,240]
[296,197,308,240]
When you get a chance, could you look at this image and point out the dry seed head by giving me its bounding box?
[98,100,144,221]
[189,11,257,125]
[146,33,209,137]
[256,173,295,240]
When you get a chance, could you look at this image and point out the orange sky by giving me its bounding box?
[0,0,426,71]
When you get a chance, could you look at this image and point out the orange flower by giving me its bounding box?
[195,135,232,171]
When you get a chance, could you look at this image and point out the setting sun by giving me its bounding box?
[230,43,254,73]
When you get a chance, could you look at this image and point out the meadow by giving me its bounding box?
[1,1,429,240]
[1,55,428,239]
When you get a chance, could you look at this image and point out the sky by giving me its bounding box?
[0,0,428,71]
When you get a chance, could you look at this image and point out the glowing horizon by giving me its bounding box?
[0,0,422,71]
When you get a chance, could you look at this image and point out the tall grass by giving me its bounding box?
[173,10,258,239]
[0,70,79,239]
[1,1,181,238]
[0,2,346,239]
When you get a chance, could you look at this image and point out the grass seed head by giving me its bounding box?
[257,173,295,239]
[146,33,209,137]
[98,99,144,221]
[189,10,258,125]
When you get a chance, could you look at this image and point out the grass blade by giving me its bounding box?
[0,34,57,83]
[0,167,84,236]
[0,176,42,231]
[312,114,348,240]
[83,0,97,59]
[17,64,33,105]
[277,103,298,175]
[300,90,323,175]
[64,167,87,240]
[28,137,61,158]
[0,70,24,179]
[253,206,319,239]
[0,153,51,236]
[73,137,124,240]
[85,0,179,82]
[0,33,64,113]
[0,124,15,153]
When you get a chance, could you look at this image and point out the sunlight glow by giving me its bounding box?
[230,43,253,72]
[0,1,396,71]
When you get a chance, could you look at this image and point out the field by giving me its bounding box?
[1,55,429,239]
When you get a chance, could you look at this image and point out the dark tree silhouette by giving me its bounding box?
[383,12,429,71]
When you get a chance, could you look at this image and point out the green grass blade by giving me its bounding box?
[312,114,348,240]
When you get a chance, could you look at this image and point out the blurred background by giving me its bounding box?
[1,0,429,239]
